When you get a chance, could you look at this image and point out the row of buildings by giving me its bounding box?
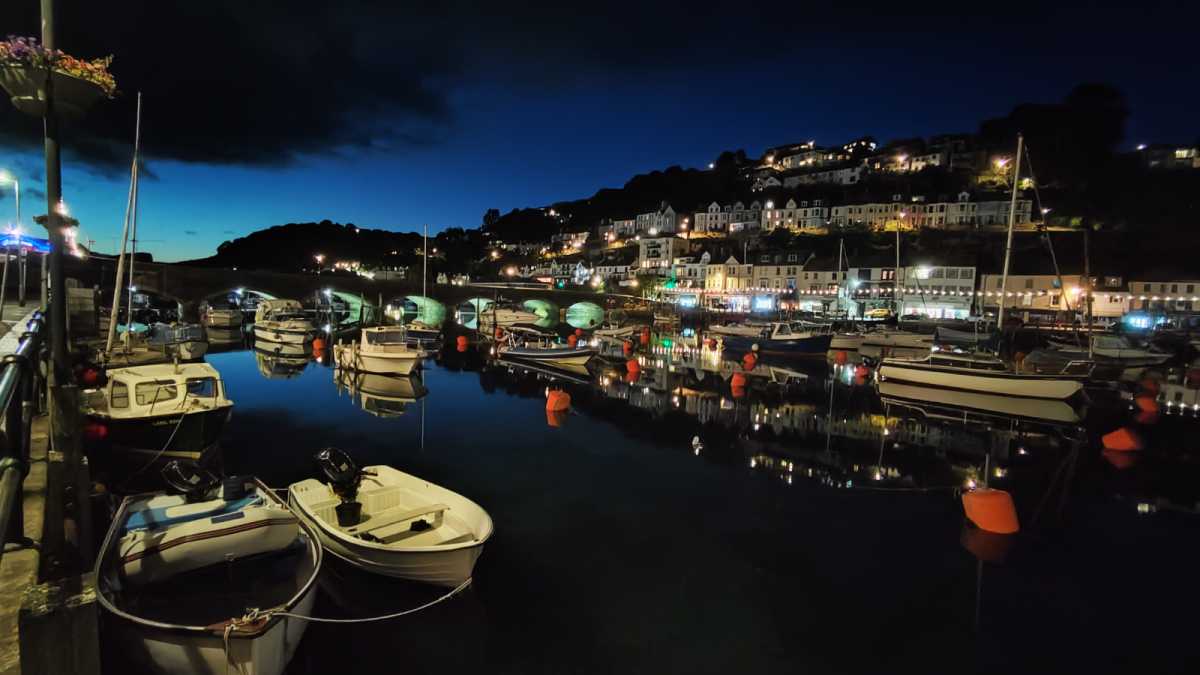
[589,191,1033,244]
[523,238,1199,323]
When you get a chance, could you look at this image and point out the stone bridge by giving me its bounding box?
[71,258,630,312]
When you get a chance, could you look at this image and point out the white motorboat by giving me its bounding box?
[253,299,314,345]
[1047,334,1171,368]
[334,326,427,375]
[878,352,1088,399]
[497,327,596,366]
[95,464,321,675]
[82,362,234,463]
[708,321,770,337]
[203,307,243,329]
[255,343,311,380]
[146,322,209,361]
[289,449,492,587]
[475,306,542,331]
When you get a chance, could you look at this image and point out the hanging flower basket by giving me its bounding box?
[0,36,115,119]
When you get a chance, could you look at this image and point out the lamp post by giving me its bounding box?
[0,171,17,317]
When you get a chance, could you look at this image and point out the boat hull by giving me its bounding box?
[87,406,233,462]
[878,381,1081,424]
[333,346,421,375]
[254,326,311,345]
[498,347,596,366]
[301,520,484,586]
[878,362,1082,399]
[829,334,863,351]
[721,334,832,356]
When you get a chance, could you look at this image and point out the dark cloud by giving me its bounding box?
[0,1,1195,173]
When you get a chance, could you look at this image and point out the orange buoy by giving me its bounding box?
[80,367,101,386]
[626,358,641,374]
[742,353,757,371]
[624,370,639,384]
[546,389,571,412]
[731,372,747,389]
[456,335,468,348]
[312,337,326,353]
[1102,427,1143,452]
[834,350,848,365]
[1133,395,1159,425]
[622,340,633,354]
[574,328,584,337]
[962,488,1020,534]
[494,327,505,340]
[731,385,746,399]
[639,329,650,347]
[854,364,870,379]
[1102,448,1138,469]
[546,409,569,428]
[960,525,1015,563]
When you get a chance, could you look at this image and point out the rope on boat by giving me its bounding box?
[222,578,471,673]
[116,409,189,489]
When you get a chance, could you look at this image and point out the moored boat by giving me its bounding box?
[878,352,1088,399]
[83,362,234,464]
[1046,334,1171,368]
[203,306,243,329]
[333,327,427,375]
[253,299,314,345]
[498,327,596,366]
[720,322,833,356]
[95,463,321,675]
[289,449,491,586]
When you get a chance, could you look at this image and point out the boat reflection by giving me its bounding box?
[334,369,428,418]
[878,380,1084,425]
[254,342,311,379]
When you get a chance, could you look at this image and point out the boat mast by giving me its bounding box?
[996,133,1024,330]
[106,92,141,354]
[836,238,844,315]
[1084,227,1093,358]
[894,225,901,314]
[124,100,144,351]
[422,224,428,300]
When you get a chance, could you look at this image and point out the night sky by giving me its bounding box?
[0,2,1196,261]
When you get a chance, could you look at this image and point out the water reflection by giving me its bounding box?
[334,369,428,418]
[254,343,312,379]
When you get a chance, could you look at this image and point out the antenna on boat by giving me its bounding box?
[106,92,142,355]
[996,133,1024,331]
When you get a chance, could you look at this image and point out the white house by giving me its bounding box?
[1123,279,1198,314]
[761,198,829,234]
[672,252,710,289]
[635,204,682,234]
[978,274,1129,319]
[782,166,863,187]
[899,265,978,319]
[637,237,687,273]
[705,256,754,291]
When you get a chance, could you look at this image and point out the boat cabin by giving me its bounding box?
[87,363,231,419]
[254,299,307,324]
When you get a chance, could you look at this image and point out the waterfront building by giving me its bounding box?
[978,274,1129,320]
[1126,279,1200,314]
[705,255,754,291]
[637,237,688,274]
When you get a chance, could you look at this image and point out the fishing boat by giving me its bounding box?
[708,320,770,337]
[498,327,597,366]
[253,299,314,345]
[878,352,1089,399]
[1046,334,1171,368]
[202,306,243,329]
[397,320,443,349]
[474,304,541,331]
[95,463,320,675]
[333,327,427,375]
[289,448,492,586]
[720,322,833,356]
[334,369,428,418]
[82,362,234,463]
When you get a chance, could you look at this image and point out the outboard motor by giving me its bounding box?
[161,460,220,503]
[315,447,367,526]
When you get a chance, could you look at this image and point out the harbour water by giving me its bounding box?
[117,333,1200,674]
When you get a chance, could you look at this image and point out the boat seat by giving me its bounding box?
[343,503,448,536]
[122,496,262,535]
[438,533,476,546]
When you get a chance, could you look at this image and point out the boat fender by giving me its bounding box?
[1102,427,1143,452]
[567,334,578,348]
[626,359,640,374]
[961,488,1019,534]
[546,389,571,412]
[742,353,757,371]
[730,372,747,389]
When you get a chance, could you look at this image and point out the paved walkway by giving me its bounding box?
[0,303,41,356]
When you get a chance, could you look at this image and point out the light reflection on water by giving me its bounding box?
[195,331,1200,674]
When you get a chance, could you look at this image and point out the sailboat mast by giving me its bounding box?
[996,133,1024,330]
[836,238,845,314]
[105,92,141,354]
[422,224,427,299]
[125,151,141,348]
[894,226,900,313]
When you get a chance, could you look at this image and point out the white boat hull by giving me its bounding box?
[878,362,1082,399]
[254,326,310,345]
[109,581,315,675]
[879,381,1081,424]
[594,326,637,339]
[289,466,492,587]
[334,345,421,375]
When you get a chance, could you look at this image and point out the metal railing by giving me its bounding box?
[0,311,45,567]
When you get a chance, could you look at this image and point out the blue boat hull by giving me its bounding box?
[722,334,833,355]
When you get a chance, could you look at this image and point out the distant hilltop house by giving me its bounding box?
[1135,144,1199,170]
[693,201,763,234]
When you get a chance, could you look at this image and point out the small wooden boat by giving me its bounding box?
[334,326,427,375]
[83,362,234,463]
[878,352,1089,399]
[253,299,314,345]
[95,463,321,675]
[498,327,596,366]
[289,449,492,586]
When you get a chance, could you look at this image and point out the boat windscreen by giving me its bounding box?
[366,330,408,345]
